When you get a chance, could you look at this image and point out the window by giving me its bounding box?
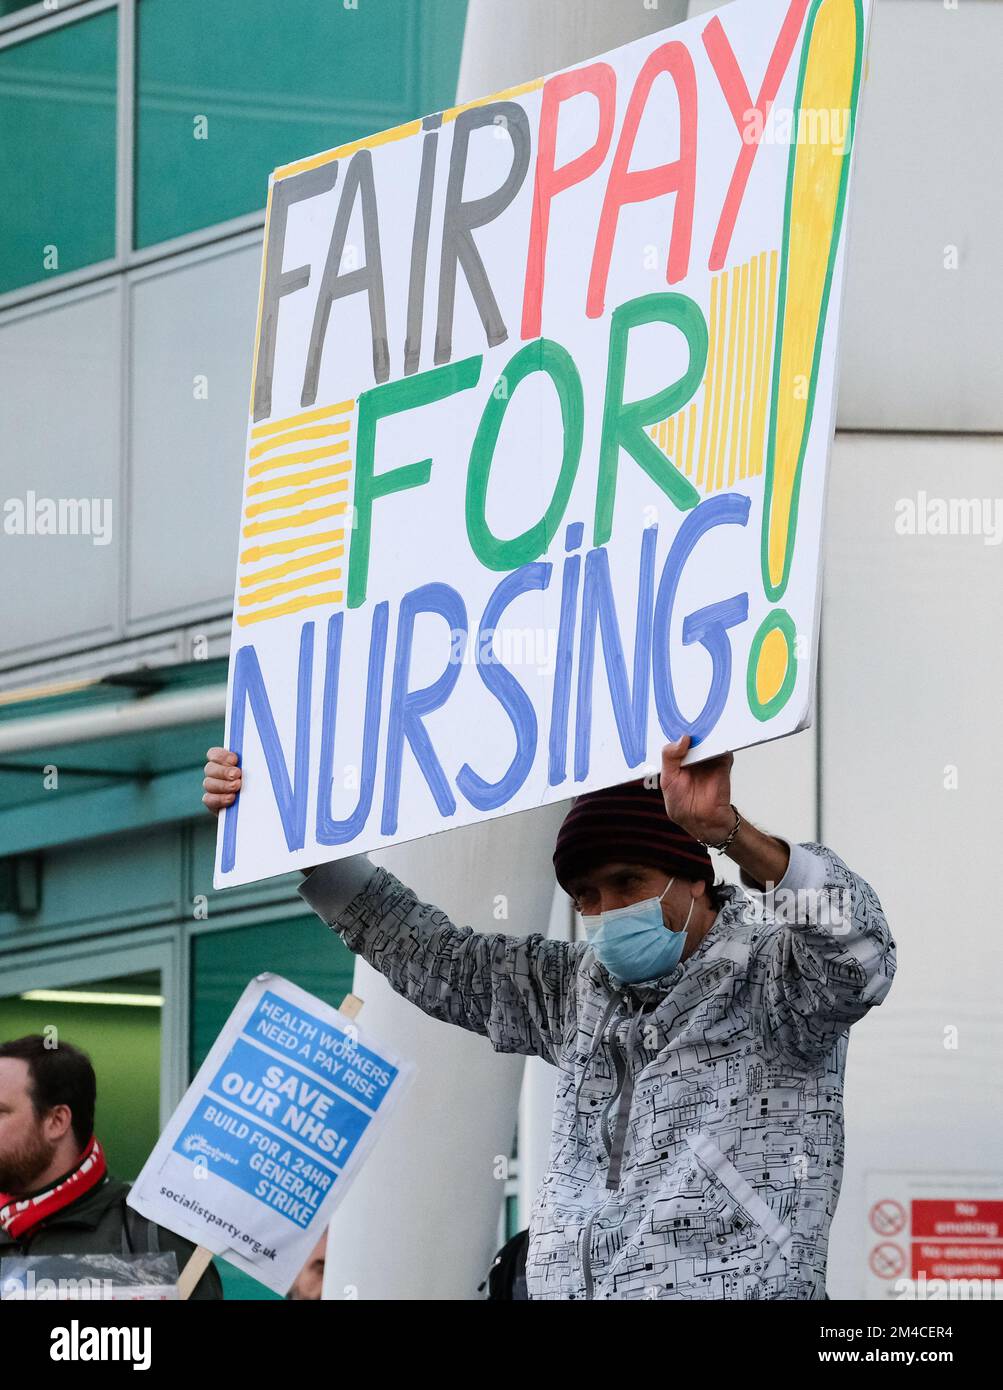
[134,0,468,248]
[0,0,468,294]
[0,9,117,293]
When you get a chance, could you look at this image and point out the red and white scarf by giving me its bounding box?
[0,1135,107,1240]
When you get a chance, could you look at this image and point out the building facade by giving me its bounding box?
[1,0,1000,1299]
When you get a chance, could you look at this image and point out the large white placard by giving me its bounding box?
[216,0,870,886]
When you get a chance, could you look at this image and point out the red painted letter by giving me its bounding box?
[521,63,616,340]
[702,0,809,270]
[587,42,697,320]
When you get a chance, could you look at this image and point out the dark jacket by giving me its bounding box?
[0,1176,223,1300]
[483,1229,529,1300]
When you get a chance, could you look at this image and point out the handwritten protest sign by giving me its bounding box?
[216,0,870,887]
[128,976,412,1294]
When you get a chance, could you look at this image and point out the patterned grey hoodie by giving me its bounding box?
[299,838,895,1300]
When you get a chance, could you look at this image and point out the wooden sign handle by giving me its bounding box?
[178,991,366,1299]
[178,1243,214,1301]
[339,992,364,1021]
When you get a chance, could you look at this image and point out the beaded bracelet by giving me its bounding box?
[699,804,742,853]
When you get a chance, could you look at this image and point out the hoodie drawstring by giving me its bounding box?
[573,992,627,1150]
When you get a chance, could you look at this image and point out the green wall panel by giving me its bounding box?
[190,913,355,1071]
[135,0,469,247]
[0,828,182,944]
[0,9,117,292]
[189,816,303,917]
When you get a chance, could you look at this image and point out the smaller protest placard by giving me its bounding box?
[127,974,412,1295]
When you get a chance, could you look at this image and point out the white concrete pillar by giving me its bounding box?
[324,0,691,1303]
[322,804,566,1299]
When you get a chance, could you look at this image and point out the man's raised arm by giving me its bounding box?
[203,748,581,1065]
[661,735,897,1066]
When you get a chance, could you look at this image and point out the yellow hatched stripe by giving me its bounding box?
[247,462,351,497]
[236,592,343,627]
[239,545,344,586]
[729,259,750,487]
[644,249,781,493]
[240,568,342,606]
[733,257,750,483]
[249,422,351,459]
[715,266,737,490]
[242,503,346,538]
[720,263,744,489]
[245,480,349,518]
[251,401,354,440]
[248,442,350,478]
[696,276,719,487]
[240,530,345,563]
[705,269,729,492]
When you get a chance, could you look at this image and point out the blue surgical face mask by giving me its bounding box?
[581,877,695,985]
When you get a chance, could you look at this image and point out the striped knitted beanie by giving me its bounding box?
[552,777,714,894]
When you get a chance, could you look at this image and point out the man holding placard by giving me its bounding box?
[204,735,895,1300]
[202,0,896,1301]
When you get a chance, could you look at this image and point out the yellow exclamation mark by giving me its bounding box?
[749,0,864,721]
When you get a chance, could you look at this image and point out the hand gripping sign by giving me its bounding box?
[128,976,412,1296]
[216,0,871,887]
